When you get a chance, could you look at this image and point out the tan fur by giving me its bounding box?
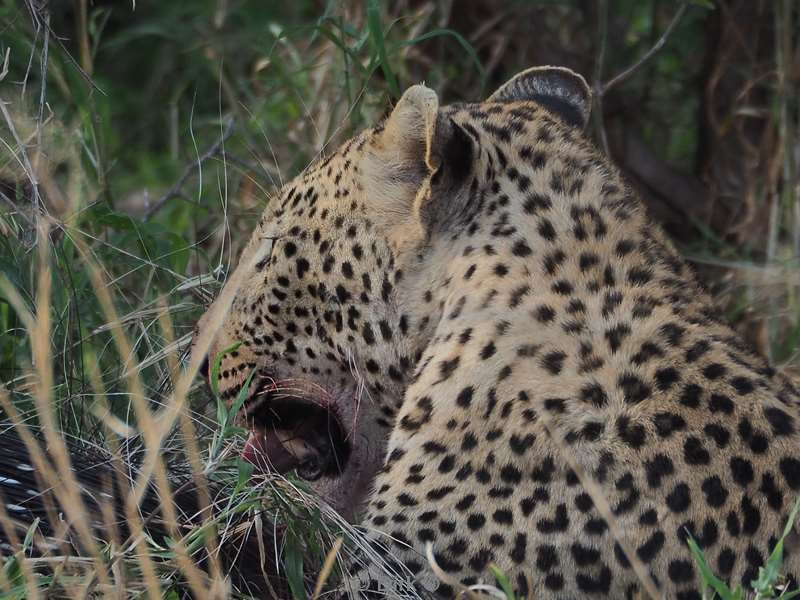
[196,70,800,599]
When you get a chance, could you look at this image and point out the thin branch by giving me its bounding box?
[592,0,610,156]
[601,3,689,94]
[143,117,235,220]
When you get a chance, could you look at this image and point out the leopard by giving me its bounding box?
[194,66,800,598]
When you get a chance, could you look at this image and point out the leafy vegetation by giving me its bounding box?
[1,0,799,597]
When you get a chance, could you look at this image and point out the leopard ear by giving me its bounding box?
[379,84,440,173]
[488,66,592,130]
[367,84,474,241]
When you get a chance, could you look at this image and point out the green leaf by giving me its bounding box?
[163,588,181,600]
[284,532,307,600]
[686,534,744,600]
[236,458,255,489]
[488,564,517,600]
[227,369,256,430]
[751,496,800,596]
[366,0,400,98]
[22,518,39,550]
[210,341,242,401]
[392,28,487,93]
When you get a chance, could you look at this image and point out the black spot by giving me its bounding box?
[741,496,761,535]
[601,291,623,317]
[378,320,393,341]
[570,543,600,566]
[575,566,612,593]
[636,531,665,563]
[480,341,497,360]
[283,241,297,257]
[512,239,532,257]
[536,544,558,572]
[703,363,727,380]
[653,412,686,438]
[717,548,736,576]
[660,323,686,346]
[537,504,569,533]
[704,423,731,448]
[709,393,734,415]
[615,239,635,256]
[456,386,474,408]
[618,373,651,403]
[579,252,600,271]
[627,266,652,286]
[581,383,608,407]
[493,509,513,525]
[438,356,460,381]
[780,457,800,489]
[730,457,754,487]
[726,511,740,536]
[680,383,703,408]
[685,340,710,362]
[538,219,557,241]
[535,305,556,323]
[295,257,310,279]
[701,476,728,508]
[616,416,646,449]
[580,421,604,441]
[666,482,691,512]
[551,280,573,295]
[362,323,376,345]
[523,193,552,214]
[467,513,486,530]
[574,493,593,512]
[764,407,795,436]
[645,454,674,488]
[605,323,631,353]
[730,376,755,395]
[543,249,566,275]
[544,398,566,413]
[683,437,710,465]
[760,472,784,510]
[500,464,522,484]
[541,351,566,375]
[655,367,680,391]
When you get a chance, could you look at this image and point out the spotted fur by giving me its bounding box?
[197,67,800,598]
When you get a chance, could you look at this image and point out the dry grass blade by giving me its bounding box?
[311,536,343,599]
[537,409,662,600]
[70,236,213,599]
[156,297,225,592]
[425,542,482,600]
[0,221,116,595]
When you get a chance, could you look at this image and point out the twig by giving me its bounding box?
[23,0,105,96]
[601,3,688,94]
[143,117,235,220]
[592,0,610,155]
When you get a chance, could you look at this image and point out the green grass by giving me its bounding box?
[1,0,800,598]
[687,497,800,600]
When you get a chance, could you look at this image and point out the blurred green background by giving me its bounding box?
[0,0,798,435]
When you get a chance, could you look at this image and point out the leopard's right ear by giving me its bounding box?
[377,84,440,174]
[365,84,475,244]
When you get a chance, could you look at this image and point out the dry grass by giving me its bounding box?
[1,1,799,598]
